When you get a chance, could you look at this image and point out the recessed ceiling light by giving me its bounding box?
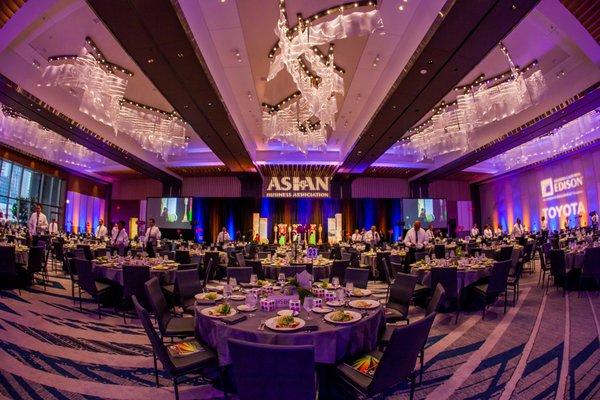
[147,58,154,63]
[208,102,213,106]
[177,52,184,58]
[420,69,428,74]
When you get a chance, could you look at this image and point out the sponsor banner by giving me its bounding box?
[540,173,584,201]
[264,176,330,198]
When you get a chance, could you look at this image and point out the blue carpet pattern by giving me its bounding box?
[0,263,598,399]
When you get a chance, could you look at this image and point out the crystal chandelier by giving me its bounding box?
[395,43,546,162]
[487,108,600,172]
[0,105,107,169]
[40,37,188,157]
[263,2,383,153]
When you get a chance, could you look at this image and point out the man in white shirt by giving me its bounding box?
[48,218,59,235]
[483,225,493,239]
[513,218,525,237]
[363,226,380,246]
[111,220,129,246]
[144,218,161,244]
[425,225,435,241]
[540,216,549,242]
[351,229,363,242]
[95,219,108,239]
[494,225,503,237]
[470,224,480,237]
[28,204,48,235]
[404,221,428,248]
[217,227,230,244]
[592,212,599,231]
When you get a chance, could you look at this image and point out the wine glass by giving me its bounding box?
[223,284,233,301]
[229,276,237,288]
[303,296,314,320]
[277,272,286,287]
[332,276,340,287]
[250,274,257,285]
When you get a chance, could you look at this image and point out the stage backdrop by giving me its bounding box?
[477,144,600,232]
[146,197,406,243]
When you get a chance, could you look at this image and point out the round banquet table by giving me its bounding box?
[261,262,331,280]
[195,299,384,366]
[411,265,492,289]
[92,262,177,286]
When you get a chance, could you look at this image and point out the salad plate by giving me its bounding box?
[194,292,222,302]
[350,288,372,297]
[265,316,306,331]
[349,299,380,309]
[200,304,237,318]
[237,304,257,312]
[324,310,362,324]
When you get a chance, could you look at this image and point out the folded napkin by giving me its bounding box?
[196,299,216,305]
[222,314,247,325]
[239,282,255,288]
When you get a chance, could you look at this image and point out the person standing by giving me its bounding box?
[27,204,48,236]
[591,211,598,232]
[513,218,525,237]
[48,218,59,235]
[351,229,363,242]
[540,216,549,242]
[95,219,108,239]
[111,220,129,246]
[217,227,230,244]
[470,224,480,237]
[425,224,435,241]
[363,226,380,247]
[495,224,503,237]
[404,220,428,248]
[144,218,162,244]
[483,225,493,239]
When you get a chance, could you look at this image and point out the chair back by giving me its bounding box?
[203,258,217,288]
[27,246,45,274]
[329,246,342,260]
[52,241,65,262]
[498,246,514,262]
[390,261,404,276]
[203,251,220,272]
[486,260,511,295]
[0,246,17,276]
[349,251,359,268]
[74,258,98,296]
[389,272,417,309]
[582,247,600,279]
[344,267,369,289]
[235,252,246,267]
[257,252,271,260]
[74,248,86,260]
[369,313,436,394]
[380,258,393,285]
[132,295,175,374]
[177,263,197,271]
[159,250,174,260]
[245,260,264,280]
[426,284,446,316]
[228,338,316,400]
[144,277,171,336]
[434,245,446,259]
[176,268,202,304]
[175,250,191,264]
[280,265,306,278]
[522,243,534,263]
[329,260,350,284]
[548,249,567,279]
[414,251,428,262]
[122,265,150,308]
[430,267,458,304]
[537,247,546,270]
[77,244,93,261]
[226,267,252,283]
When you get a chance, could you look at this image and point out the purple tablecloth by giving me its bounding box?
[93,263,177,286]
[565,251,585,272]
[195,301,384,366]
[411,266,491,289]
[262,264,331,280]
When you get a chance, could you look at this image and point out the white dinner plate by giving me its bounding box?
[229,294,245,301]
[312,306,333,314]
[323,310,362,324]
[326,300,345,307]
[237,304,257,312]
[277,309,299,317]
[265,316,306,331]
[350,289,372,297]
[348,299,380,309]
[200,306,237,319]
[205,285,224,293]
[194,293,223,302]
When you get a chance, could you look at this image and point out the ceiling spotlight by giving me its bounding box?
[398,5,404,11]
[147,58,154,63]
[177,52,184,58]
[420,69,428,74]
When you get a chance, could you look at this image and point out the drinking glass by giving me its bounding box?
[229,277,237,287]
[277,273,286,286]
[303,296,313,320]
[223,284,233,301]
[250,274,258,284]
[337,287,346,302]
[332,277,340,287]
[345,282,354,293]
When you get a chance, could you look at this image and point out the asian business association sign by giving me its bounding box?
[264,176,330,198]
[539,172,586,221]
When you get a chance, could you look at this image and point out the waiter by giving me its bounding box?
[111,220,129,247]
[513,218,525,237]
[48,218,59,235]
[363,226,380,247]
[27,204,48,236]
[404,220,428,267]
[351,229,363,242]
[217,227,230,244]
[95,219,108,239]
[144,218,161,256]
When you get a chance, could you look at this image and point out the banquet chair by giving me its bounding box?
[27,246,48,290]
[226,267,252,283]
[329,246,342,260]
[329,260,350,284]
[469,247,482,257]
[203,259,217,289]
[471,260,511,319]
[132,296,217,400]
[235,252,246,267]
[75,248,86,261]
[430,267,460,324]
[547,250,567,295]
[341,252,352,262]
[414,251,428,262]
[390,261,404,276]
[52,241,66,272]
[77,244,93,261]
[177,263,197,271]
[349,251,360,268]
[245,259,265,280]
[434,245,446,260]
[175,268,202,314]
[121,264,150,323]
[144,277,195,340]
[159,250,175,260]
[257,252,271,260]
[497,246,514,262]
[335,313,435,400]
[65,257,79,303]
[580,247,600,294]
[281,265,306,278]
[345,267,369,289]
[0,246,26,294]
[538,246,551,288]
[175,250,191,265]
[228,338,316,400]
[75,258,114,319]
[385,272,417,324]
[521,243,535,274]
[506,259,524,306]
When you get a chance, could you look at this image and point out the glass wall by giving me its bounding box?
[0,158,65,225]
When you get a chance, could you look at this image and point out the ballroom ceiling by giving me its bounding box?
[0,0,598,184]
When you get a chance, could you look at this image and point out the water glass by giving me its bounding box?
[345,282,354,293]
[229,277,237,287]
[332,277,340,287]
[277,273,286,286]
[336,287,346,302]
[303,296,314,320]
[250,274,258,284]
[223,284,233,300]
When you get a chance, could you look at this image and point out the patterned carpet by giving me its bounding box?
[0,263,598,399]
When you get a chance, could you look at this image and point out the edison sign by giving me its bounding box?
[539,172,586,222]
[265,176,330,198]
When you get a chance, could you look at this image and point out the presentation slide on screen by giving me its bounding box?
[402,198,447,229]
[146,197,193,229]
